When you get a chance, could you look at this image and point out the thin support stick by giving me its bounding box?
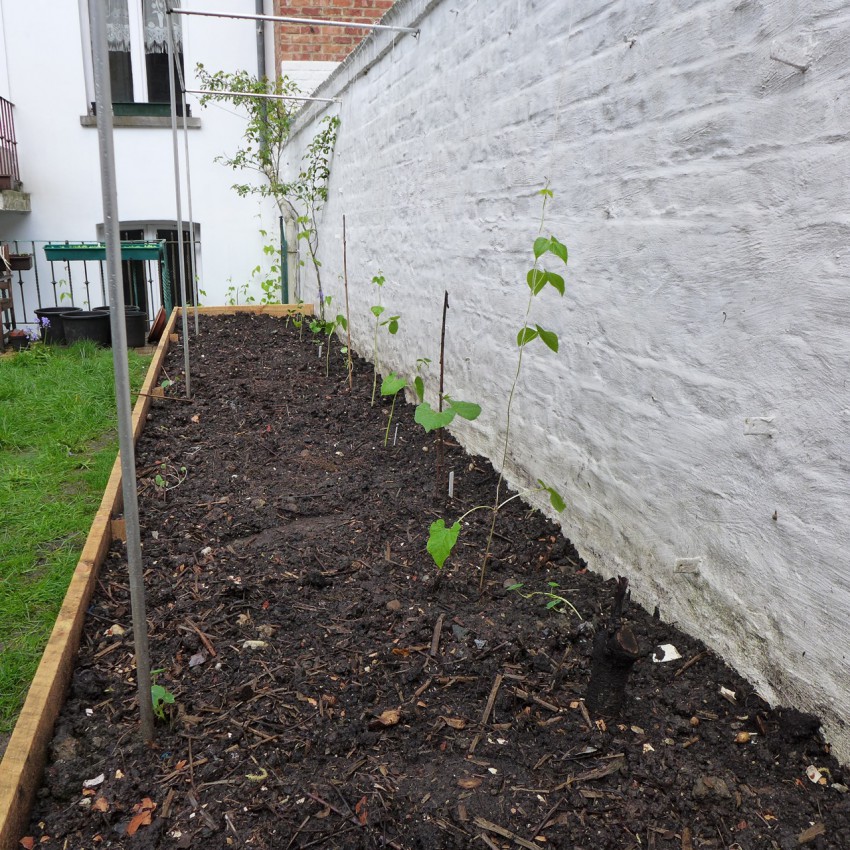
[167,11,191,397]
[180,87,199,337]
[89,0,154,743]
[435,291,449,496]
[171,8,419,36]
[448,470,455,498]
[342,216,353,390]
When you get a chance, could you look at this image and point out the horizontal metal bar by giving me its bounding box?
[185,88,339,105]
[170,8,419,35]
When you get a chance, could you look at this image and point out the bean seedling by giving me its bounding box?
[508,580,582,620]
[380,372,407,446]
[426,186,569,588]
[370,273,401,406]
[150,668,175,721]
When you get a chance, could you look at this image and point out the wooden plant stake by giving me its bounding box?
[435,290,449,496]
[585,576,641,718]
[342,215,353,390]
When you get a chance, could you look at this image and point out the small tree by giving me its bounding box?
[196,65,340,315]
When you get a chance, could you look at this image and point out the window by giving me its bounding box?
[95,221,200,316]
[85,0,188,116]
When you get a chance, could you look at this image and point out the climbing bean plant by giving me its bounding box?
[427,187,568,588]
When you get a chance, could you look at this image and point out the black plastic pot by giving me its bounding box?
[34,306,83,344]
[7,331,28,351]
[62,311,111,347]
[93,305,149,347]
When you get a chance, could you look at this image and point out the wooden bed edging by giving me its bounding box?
[0,304,313,849]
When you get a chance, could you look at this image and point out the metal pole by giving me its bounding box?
[171,8,420,35]
[89,0,154,743]
[185,88,338,104]
[167,8,192,397]
[180,86,199,336]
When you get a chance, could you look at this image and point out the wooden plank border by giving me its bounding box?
[0,305,312,849]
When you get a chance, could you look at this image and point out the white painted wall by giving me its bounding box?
[0,0,281,318]
[284,0,850,761]
[280,60,339,98]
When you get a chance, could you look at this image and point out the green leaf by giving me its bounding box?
[537,479,566,512]
[507,582,524,591]
[414,402,455,432]
[545,271,565,296]
[155,474,166,488]
[336,314,347,330]
[548,237,568,265]
[533,237,551,259]
[386,317,400,334]
[370,305,385,318]
[535,325,559,353]
[427,519,461,569]
[446,398,481,421]
[527,268,546,294]
[517,327,539,347]
[414,375,425,402]
[381,372,407,396]
[539,187,554,198]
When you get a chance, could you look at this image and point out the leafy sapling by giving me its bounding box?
[380,372,407,446]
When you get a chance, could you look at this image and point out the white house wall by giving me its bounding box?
[284,0,850,761]
[0,0,282,315]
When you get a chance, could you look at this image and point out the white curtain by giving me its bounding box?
[143,0,182,54]
[106,0,131,52]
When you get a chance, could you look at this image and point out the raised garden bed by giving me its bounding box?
[2,309,849,849]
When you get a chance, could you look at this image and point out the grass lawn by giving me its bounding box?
[0,341,150,736]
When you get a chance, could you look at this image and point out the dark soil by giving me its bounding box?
[26,314,850,849]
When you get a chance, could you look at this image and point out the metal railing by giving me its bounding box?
[2,238,200,334]
[0,97,20,189]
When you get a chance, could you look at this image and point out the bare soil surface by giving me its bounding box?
[25,314,850,849]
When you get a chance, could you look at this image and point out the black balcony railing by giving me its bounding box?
[0,97,20,190]
[1,237,199,339]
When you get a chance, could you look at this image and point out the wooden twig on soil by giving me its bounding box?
[304,792,403,850]
[182,619,217,657]
[473,816,544,850]
[134,390,195,403]
[430,613,444,656]
[480,673,504,725]
[674,650,709,677]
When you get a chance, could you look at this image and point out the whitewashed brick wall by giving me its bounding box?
[284,0,850,761]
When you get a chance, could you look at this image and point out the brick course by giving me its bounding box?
[274,0,396,67]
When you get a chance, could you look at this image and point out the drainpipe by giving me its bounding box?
[256,0,267,81]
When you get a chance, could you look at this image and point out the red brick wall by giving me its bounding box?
[274,1,397,65]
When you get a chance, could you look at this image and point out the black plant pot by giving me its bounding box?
[62,311,111,347]
[94,306,148,347]
[34,306,83,345]
[7,331,28,351]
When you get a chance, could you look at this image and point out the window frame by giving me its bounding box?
[78,0,189,115]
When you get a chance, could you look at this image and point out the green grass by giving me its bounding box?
[0,341,150,734]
